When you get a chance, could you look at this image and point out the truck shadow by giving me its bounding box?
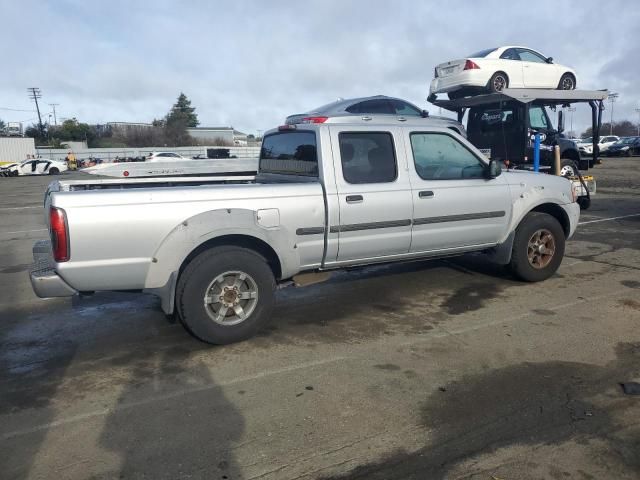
[247,255,519,347]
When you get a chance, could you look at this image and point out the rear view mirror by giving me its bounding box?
[486,159,502,179]
[546,57,554,63]
[421,109,429,118]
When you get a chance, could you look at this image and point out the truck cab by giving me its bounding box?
[466,102,582,169]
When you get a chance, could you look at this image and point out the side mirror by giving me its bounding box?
[546,57,554,64]
[421,109,429,118]
[486,159,502,179]
[558,110,565,133]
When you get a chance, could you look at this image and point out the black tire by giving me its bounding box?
[558,73,576,90]
[559,158,579,177]
[10,170,18,177]
[49,167,60,175]
[509,212,565,282]
[577,196,591,210]
[488,72,508,92]
[176,246,276,344]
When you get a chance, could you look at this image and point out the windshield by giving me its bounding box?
[580,137,593,143]
[620,137,638,144]
[468,48,497,58]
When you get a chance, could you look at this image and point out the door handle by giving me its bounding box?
[419,190,434,198]
[361,116,372,121]
[397,116,407,122]
[346,195,363,203]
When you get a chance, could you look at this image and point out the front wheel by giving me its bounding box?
[176,246,276,344]
[49,167,60,175]
[509,212,565,282]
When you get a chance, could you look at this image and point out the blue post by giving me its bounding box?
[533,133,541,172]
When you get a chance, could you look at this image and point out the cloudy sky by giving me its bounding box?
[1,0,638,136]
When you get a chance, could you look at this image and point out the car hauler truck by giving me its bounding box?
[430,89,608,209]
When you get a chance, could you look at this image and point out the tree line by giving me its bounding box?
[16,93,229,148]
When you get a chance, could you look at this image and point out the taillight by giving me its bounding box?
[50,207,69,262]
[301,116,328,124]
[464,59,480,70]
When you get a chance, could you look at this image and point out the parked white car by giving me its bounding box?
[1,158,67,176]
[429,46,577,99]
[576,136,619,155]
[146,152,191,162]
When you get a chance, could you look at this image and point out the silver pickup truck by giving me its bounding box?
[31,119,580,344]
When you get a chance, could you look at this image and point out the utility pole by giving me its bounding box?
[49,103,59,126]
[608,92,619,135]
[27,87,44,136]
[636,108,640,137]
[567,107,576,137]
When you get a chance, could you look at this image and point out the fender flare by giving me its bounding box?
[143,208,299,309]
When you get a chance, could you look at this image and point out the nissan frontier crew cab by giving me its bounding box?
[31,119,580,344]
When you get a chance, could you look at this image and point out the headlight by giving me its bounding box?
[622,146,630,150]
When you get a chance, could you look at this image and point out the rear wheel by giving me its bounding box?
[558,73,576,90]
[176,246,276,344]
[49,167,60,175]
[488,72,508,92]
[510,212,565,282]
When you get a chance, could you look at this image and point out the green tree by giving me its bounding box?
[166,92,199,127]
[581,120,637,138]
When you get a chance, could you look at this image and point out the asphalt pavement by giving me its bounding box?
[1,159,639,480]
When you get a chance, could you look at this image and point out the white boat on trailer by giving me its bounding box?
[81,157,259,178]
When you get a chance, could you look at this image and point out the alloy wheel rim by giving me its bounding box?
[203,270,259,326]
[562,77,574,89]
[493,76,506,91]
[527,229,556,269]
[560,165,576,177]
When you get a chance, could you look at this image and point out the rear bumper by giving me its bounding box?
[429,71,489,94]
[30,240,77,298]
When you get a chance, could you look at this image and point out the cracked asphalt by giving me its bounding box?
[1,158,639,479]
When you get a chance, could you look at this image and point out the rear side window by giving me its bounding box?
[260,131,318,176]
[345,100,394,115]
[339,132,397,184]
[500,48,520,61]
[517,49,547,63]
[410,133,485,180]
[468,108,518,134]
[391,100,422,116]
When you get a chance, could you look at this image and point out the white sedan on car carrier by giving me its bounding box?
[0,158,67,176]
[429,46,577,100]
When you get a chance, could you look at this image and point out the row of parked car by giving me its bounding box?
[575,136,640,157]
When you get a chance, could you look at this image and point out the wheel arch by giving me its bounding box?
[179,234,282,280]
[529,203,571,238]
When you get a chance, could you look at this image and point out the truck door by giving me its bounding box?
[404,130,511,252]
[329,126,413,262]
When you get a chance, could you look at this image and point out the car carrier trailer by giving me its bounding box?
[430,88,608,209]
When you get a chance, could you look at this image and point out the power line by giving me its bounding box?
[0,106,36,112]
[27,87,44,136]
